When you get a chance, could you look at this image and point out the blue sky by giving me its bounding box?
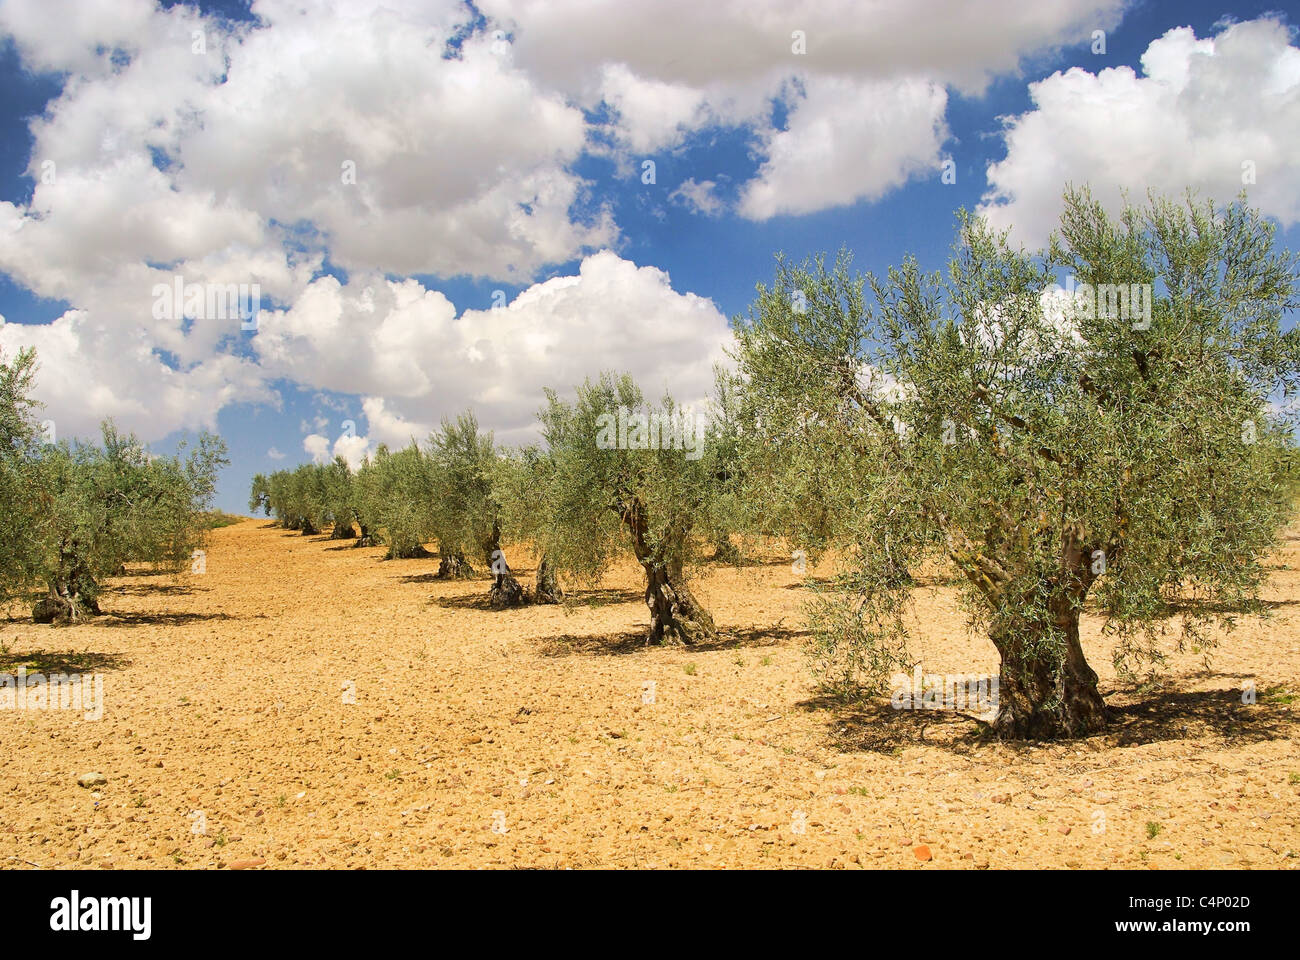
[0,0,1297,513]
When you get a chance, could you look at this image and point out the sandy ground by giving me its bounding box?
[1,518,1297,870]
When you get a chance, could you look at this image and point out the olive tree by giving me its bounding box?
[427,412,525,606]
[0,347,43,611]
[320,456,357,539]
[30,423,227,623]
[731,188,1300,738]
[493,445,564,604]
[369,442,437,560]
[350,451,385,547]
[251,467,309,531]
[531,372,735,644]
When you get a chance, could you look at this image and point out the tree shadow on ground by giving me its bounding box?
[117,567,185,578]
[561,587,643,607]
[1106,684,1297,747]
[400,572,480,586]
[430,590,494,611]
[0,649,131,674]
[702,556,778,569]
[98,611,236,628]
[798,694,993,756]
[784,573,963,591]
[781,577,830,590]
[735,556,805,568]
[427,584,643,608]
[111,583,206,597]
[800,677,1298,757]
[1159,597,1300,615]
[535,623,808,658]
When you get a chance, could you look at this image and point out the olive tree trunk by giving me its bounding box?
[387,543,431,560]
[990,603,1106,739]
[436,551,473,578]
[711,534,741,564]
[642,559,716,644]
[485,528,526,610]
[533,554,563,604]
[34,569,101,625]
[623,501,715,645]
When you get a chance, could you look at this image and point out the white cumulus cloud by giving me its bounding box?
[979,18,1300,246]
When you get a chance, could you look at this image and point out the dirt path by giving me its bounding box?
[1,519,1297,869]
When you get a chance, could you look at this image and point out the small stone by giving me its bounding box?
[77,773,107,788]
[228,858,266,870]
[1057,825,1072,835]
[913,844,932,862]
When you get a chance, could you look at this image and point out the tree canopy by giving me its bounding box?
[730,187,1300,737]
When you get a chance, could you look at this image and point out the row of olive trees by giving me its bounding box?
[0,347,228,624]
[250,413,568,608]
[250,188,1300,740]
[248,459,354,539]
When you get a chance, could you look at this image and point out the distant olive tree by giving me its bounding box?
[320,456,356,539]
[493,445,564,604]
[732,188,1300,738]
[0,347,43,612]
[428,412,526,607]
[29,423,227,623]
[531,372,737,644]
[371,442,437,560]
[350,451,384,547]
[251,468,309,531]
[248,472,271,518]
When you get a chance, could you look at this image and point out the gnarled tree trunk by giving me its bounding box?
[711,534,741,564]
[642,559,715,644]
[330,517,356,539]
[990,602,1106,739]
[34,569,101,625]
[533,554,563,604]
[435,551,473,578]
[485,525,527,609]
[621,500,715,645]
[387,543,431,560]
[489,571,526,609]
[354,524,377,547]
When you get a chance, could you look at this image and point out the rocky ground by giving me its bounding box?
[1,518,1297,869]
